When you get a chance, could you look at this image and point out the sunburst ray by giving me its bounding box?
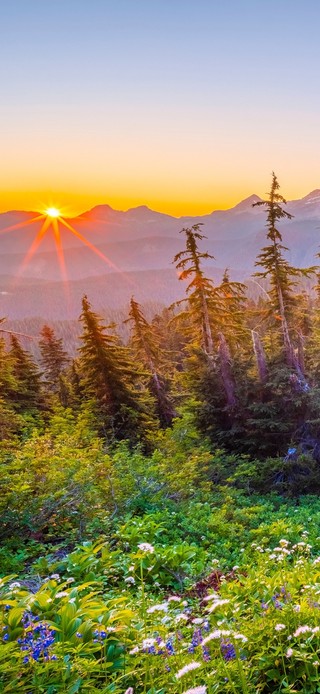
[18,216,52,274]
[0,214,45,236]
[52,217,68,284]
[59,217,130,278]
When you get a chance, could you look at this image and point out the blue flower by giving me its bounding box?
[165,639,175,655]
[221,640,236,661]
[202,645,211,661]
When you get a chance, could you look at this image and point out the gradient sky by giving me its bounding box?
[1,0,320,216]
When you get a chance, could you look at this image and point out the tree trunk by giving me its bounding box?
[200,291,214,354]
[218,332,237,407]
[251,330,268,383]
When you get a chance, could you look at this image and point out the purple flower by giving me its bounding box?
[202,645,211,661]
[221,640,236,661]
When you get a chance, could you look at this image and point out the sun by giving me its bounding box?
[46,207,60,218]
[1,203,126,286]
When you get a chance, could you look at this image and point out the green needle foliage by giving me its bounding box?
[253,172,316,376]
[78,295,155,445]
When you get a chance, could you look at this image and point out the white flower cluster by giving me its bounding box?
[206,599,230,613]
[175,661,201,679]
[137,542,155,553]
[293,625,313,637]
[147,602,168,614]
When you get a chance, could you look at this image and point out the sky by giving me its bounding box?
[1,0,320,217]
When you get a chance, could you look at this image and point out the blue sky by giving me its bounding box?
[1,1,320,214]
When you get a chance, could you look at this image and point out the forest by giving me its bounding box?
[2,174,320,692]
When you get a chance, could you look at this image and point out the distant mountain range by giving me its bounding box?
[1,191,320,320]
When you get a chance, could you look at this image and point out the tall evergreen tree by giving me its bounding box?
[173,224,215,354]
[173,225,246,404]
[0,335,21,439]
[78,295,154,443]
[125,297,176,426]
[39,325,69,393]
[253,173,315,377]
[9,335,42,414]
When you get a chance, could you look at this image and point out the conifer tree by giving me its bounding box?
[125,297,176,426]
[253,173,314,377]
[173,224,215,354]
[39,325,69,393]
[173,226,246,404]
[9,335,42,413]
[0,335,21,439]
[78,295,153,443]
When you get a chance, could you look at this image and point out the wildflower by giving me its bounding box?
[279,539,289,546]
[293,605,301,612]
[286,647,293,657]
[129,646,139,654]
[294,626,312,637]
[202,630,230,645]
[271,596,282,609]
[221,640,236,661]
[203,592,219,602]
[76,632,82,638]
[313,661,320,667]
[50,574,60,580]
[275,624,286,631]
[191,629,203,647]
[313,557,320,565]
[55,591,68,598]
[125,689,134,694]
[166,639,175,655]
[125,576,135,584]
[9,582,21,589]
[142,638,156,650]
[168,596,181,602]
[207,599,230,613]
[137,543,154,553]
[175,613,188,623]
[234,633,248,642]
[147,602,168,613]
[175,662,201,679]
[66,577,75,584]
[181,688,207,694]
[192,618,204,625]
[313,627,320,633]
[202,645,210,661]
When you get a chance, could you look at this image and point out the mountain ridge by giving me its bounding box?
[1,190,320,319]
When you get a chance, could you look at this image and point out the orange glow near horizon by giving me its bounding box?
[0,180,319,220]
[0,207,129,284]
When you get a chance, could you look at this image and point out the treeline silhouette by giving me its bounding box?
[2,174,320,489]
